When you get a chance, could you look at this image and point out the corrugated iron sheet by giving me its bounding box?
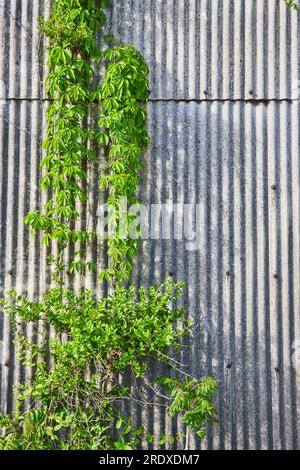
[0,0,299,450]
[1,0,299,100]
[107,0,299,101]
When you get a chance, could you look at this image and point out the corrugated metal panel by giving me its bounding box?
[107,0,299,100]
[135,100,300,450]
[1,0,299,100]
[0,0,49,100]
[0,0,300,450]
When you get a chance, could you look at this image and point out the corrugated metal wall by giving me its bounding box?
[0,0,299,450]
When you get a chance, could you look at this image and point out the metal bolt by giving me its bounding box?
[203,89,208,96]
[275,366,280,373]
[168,272,174,277]
[273,273,278,279]
[226,271,230,276]
[226,363,232,369]
[271,184,277,190]
[249,90,254,95]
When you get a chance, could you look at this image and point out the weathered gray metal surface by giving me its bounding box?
[0,0,300,450]
[1,0,299,101]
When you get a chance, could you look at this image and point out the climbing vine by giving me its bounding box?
[25,0,107,276]
[0,0,217,450]
[99,44,150,282]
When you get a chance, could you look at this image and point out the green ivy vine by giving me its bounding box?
[99,44,150,282]
[0,0,217,450]
[25,0,107,276]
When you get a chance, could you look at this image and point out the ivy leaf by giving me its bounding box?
[116,415,123,430]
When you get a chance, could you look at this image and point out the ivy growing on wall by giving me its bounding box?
[0,0,217,450]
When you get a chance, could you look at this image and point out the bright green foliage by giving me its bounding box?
[99,45,150,282]
[0,0,217,450]
[24,0,150,282]
[159,377,218,439]
[24,0,108,271]
[2,280,187,376]
[283,0,298,9]
[0,281,191,450]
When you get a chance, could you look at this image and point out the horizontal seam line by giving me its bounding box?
[150,98,295,103]
[0,97,296,103]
